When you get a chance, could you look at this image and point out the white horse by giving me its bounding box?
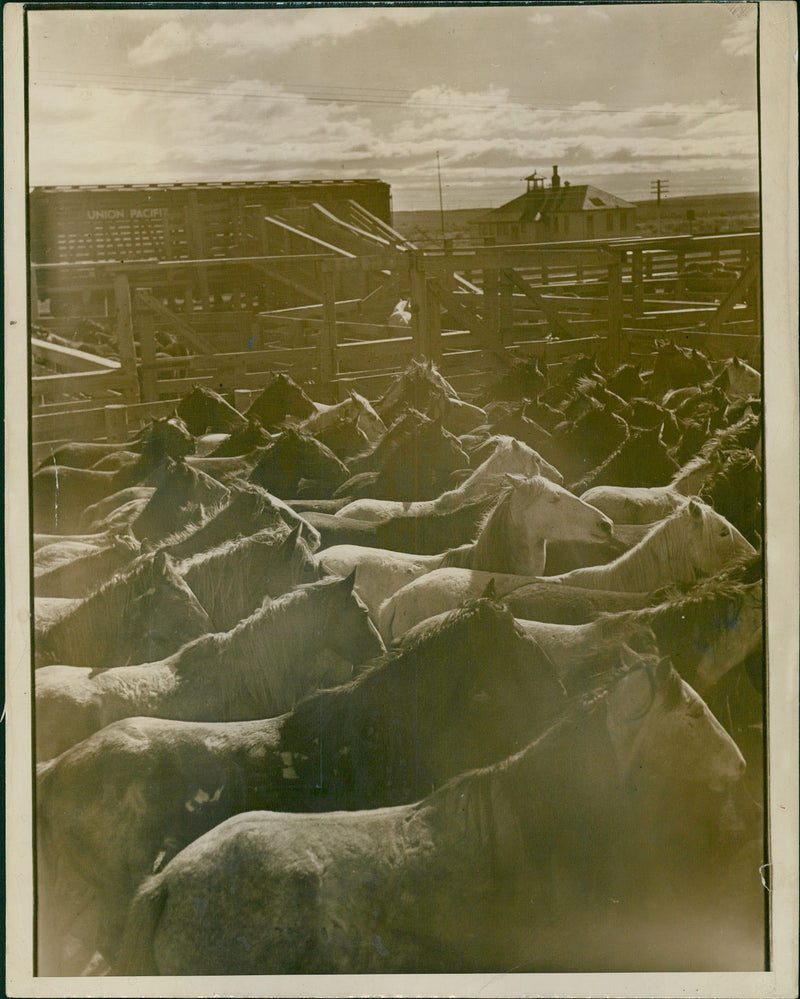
[319,476,613,623]
[388,299,412,326]
[379,500,755,642]
[301,391,387,444]
[337,436,563,522]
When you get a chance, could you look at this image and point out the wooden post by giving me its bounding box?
[30,266,40,323]
[426,277,442,363]
[112,272,140,403]
[409,253,429,358]
[644,253,653,280]
[442,239,455,295]
[606,251,624,369]
[104,404,128,443]
[137,306,159,402]
[631,248,644,318]
[499,272,514,343]
[320,269,339,401]
[234,388,252,414]
[575,260,584,285]
[482,237,499,340]
[540,263,550,286]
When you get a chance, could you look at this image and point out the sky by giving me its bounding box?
[26,3,760,211]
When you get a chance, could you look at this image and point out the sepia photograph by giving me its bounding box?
[4,1,798,995]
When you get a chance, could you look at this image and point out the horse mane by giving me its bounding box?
[425,645,666,861]
[575,500,724,591]
[167,576,342,714]
[280,599,536,748]
[37,551,183,662]
[601,577,758,656]
[464,478,552,568]
[157,481,286,553]
[177,526,313,629]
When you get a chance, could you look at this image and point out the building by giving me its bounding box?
[476,166,636,243]
[29,179,392,265]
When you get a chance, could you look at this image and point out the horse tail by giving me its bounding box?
[113,875,168,976]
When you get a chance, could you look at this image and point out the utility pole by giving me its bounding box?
[650,178,669,236]
[436,151,446,248]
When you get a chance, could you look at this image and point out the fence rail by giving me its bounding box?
[30,231,761,446]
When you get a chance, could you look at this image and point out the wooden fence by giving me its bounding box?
[30,231,761,451]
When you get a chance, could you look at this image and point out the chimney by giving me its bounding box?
[551,165,561,190]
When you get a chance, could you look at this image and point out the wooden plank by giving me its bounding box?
[263,215,357,258]
[133,289,217,355]
[248,260,320,301]
[707,258,760,333]
[320,271,339,393]
[502,269,572,337]
[29,337,120,373]
[31,369,134,398]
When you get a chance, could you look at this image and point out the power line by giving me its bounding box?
[30,72,755,117]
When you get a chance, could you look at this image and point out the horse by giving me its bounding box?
[482,400,556,453]
[112,650,754,975]
[538,353,604,408]
[388,298,411,326]
[489,577,763,695]
[176,385,247,436]
[543,403,629,485]
[698,448,762,546]
[606,361,646,400]
[34,572,384,762]
[159,482,320,559]
[337,436,559,522]
[31,448,181,535]
[308,409,372,461]
[374,357,458,423]
[304,494,497,554]
[36,599,565,972]
[34,415,195,471]
[570,423,679,494]
[248,426,350,499]
[80,458,230,539]
[34,551,213,671]
[206,417,274,457]
[580,412,761,524]
[176,524,321,632]
[302,390,386,444]
[378,502,754,640]
[335,411,470,503]
[545,499,755,592]
[319,477,614,624]
[710,356,761,404]
[245,372,317,429]
[34,531,141,599]
[484,356,546,403]
[647,341,714,398]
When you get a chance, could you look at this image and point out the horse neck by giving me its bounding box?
[469,496,546,575]
[206,587,335,710]
[45,570,135,662]
[573,514,695,591]
[670,454,715,494]
[450,707,617,880]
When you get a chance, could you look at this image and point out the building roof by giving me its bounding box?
[485,184,635,223]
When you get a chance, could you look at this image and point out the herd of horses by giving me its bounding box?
[31,345,766,976]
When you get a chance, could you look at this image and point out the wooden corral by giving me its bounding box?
[30,230,761,458]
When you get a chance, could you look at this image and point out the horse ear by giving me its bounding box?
[618,643,642,671]
[339,568,357,593]
[654,656,673,688]
[687,499,703,518]
[152,549,171,575]
[511,438,521,451]
[281,523,301,547]
[503,472,526,487]
[480,577,498,601]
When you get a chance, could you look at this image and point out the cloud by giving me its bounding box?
[528,10,554,26]
[720,12,757,57]
[129,7,439,65]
